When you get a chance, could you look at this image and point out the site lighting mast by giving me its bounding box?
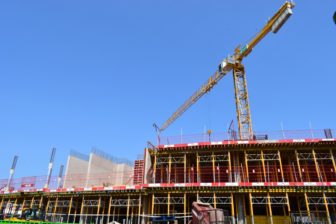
[5,155,18,191]
[45,147,56,188]
[154,2,295,140]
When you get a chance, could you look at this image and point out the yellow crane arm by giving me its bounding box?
[158,61,233,132]
[235,1,295,61]
[156,1,295,133]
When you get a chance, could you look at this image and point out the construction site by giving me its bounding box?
[1,2,335,224]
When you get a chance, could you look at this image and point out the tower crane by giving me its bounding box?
[154,1,295,140]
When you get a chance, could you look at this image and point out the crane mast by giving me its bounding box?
[155,1,295,139]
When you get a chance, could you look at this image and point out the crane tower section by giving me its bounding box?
[233,64,252,140]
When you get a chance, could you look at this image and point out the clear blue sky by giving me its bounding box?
[0,1,335,178]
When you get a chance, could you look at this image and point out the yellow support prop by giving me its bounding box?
[295,150,303,181]
[249,193,254,224]
[52,196,58,221]
[304,193,311,222]
[151,194,155,217]
[213,192,217,208]
[107,196,112,223]
[184,193,187,224]
[67,196,73,223]
[45,198,50,220]
[228,151,232,182]
[312,149,322,181]
[267,193,273,224]
[167,193,170,215]
[80,196,85,223]
[278,150,285,182]
[29,197,34,209]
[97,196,101,221]
[230,193,235,223]
[0,198,4,213]
[12,198,18,216]
[323,193,331,224]
[330,149,336,174]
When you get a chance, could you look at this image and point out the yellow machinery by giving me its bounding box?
[155,2,295,140]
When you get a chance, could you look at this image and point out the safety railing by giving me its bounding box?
[0,171,135,193]
[158,129,335,145]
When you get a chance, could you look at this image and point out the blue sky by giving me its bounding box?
[0,1,335,178]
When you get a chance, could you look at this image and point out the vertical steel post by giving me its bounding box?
[296,196,303,221]
[153,154,157,184]
[138,194,142,224]
[168,154,172,183]
[112,202,116,222]
[261,150,267,182]
[244,151,249,182]
[212,152,216,182]
[184,154,187,183]
[196,152,200,182]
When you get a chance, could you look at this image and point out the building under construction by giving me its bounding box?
[1,1,335,224]
[0,130,336,224]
